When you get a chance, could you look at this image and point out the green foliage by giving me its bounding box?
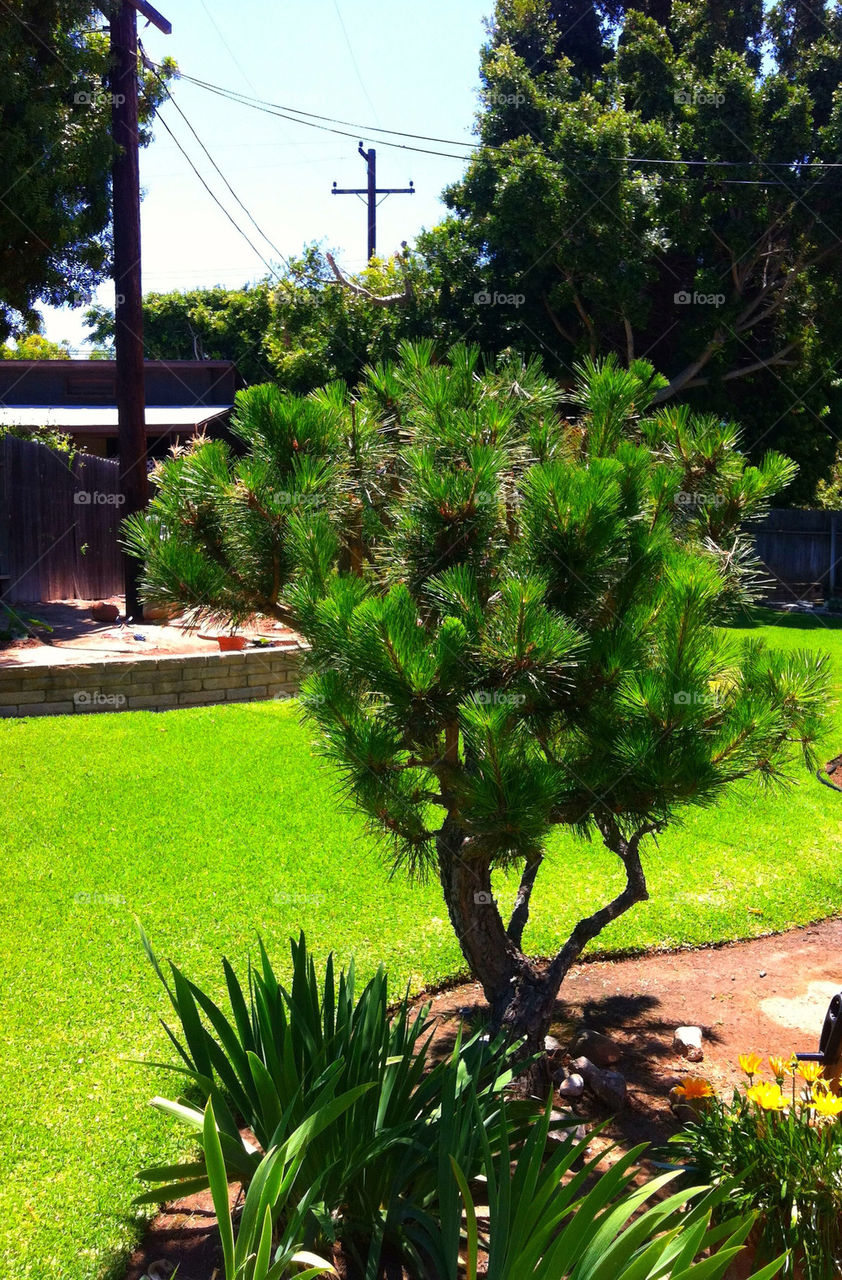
[0,3,173,339]
[201,1097,336,1280]
[1,334,71,359]
[165,1000,786,1280]
[437,1099,784,1280]
[127,351,830,1039]
[85,245,442,393]
[668,1066,842,1280]
[440,0,842,498]
[137,929,538,1277]
[0,659,840,1276]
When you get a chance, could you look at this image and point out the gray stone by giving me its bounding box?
[570,1028,622,1067]
[544,1034,562,1053]
[570,1055,628,1110]
[673,1026,704,1062]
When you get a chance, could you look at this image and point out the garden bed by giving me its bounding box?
[122,917,842,1280]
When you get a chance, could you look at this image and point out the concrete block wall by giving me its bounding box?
[0,648,302,718]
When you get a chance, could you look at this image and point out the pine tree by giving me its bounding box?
[125,349,829,1053]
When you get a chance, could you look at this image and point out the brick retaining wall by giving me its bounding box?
[0,648,303,718]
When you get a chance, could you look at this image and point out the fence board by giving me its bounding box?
[0,436,124,603]
[752,509,840,600]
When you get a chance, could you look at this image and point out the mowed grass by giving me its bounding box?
[1,609,841,1278]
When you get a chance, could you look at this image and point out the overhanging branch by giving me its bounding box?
[325,252,411,306]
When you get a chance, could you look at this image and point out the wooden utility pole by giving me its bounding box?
[108,0,170,620]
[332,143,415,262]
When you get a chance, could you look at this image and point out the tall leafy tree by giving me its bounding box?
[0,1,172,340]
[124,349,829,1052]
[441,0,842,500]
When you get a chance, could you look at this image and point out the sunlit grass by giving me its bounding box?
[1,607,840,1277]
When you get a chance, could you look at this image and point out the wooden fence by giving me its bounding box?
[752,509,841,601]
[0,435,123,603]
[0,440,838,606]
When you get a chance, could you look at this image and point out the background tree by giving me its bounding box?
[124,348,829,1053]
[439,0,842,500]
[1,334,71,358]
[85,245,442,391]
[0,1,173,340]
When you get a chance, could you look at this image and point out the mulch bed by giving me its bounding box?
[121,916,842,1280]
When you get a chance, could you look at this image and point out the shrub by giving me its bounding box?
[439,1098,785,1280]
[137,930,541,1276]
[667,1054,842,1280]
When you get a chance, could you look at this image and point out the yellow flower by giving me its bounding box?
[799,1061,825,1084]
[739,1053,763,1078]
[747,1082,786,1111]
[769,1055,793,1081]
[811,1089,842,1118]
[675,1076,714,1101]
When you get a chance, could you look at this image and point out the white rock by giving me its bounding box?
[557,1072,585,1099]
[673,1026,704,1062]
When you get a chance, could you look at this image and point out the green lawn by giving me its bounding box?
[1,608,841,1278]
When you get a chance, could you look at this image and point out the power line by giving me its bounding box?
[167,66,842,175]
[142,46,288,265]
[151,110,284,282]
[141,49,332,287]
[171,72,475,160]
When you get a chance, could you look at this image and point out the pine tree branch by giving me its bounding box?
[545,817,660,989]
[507,852,544,948]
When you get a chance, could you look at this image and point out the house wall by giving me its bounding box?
[0,360,238,408]
[0,649,302,717]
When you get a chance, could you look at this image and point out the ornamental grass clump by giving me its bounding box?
[668,1053,842,1280]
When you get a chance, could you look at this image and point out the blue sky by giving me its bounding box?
[43,0,490,348]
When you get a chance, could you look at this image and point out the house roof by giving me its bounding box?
[0,405,231,436]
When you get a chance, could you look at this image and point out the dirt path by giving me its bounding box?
[122,917,842,1280]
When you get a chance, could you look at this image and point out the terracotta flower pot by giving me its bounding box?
[217,635,247,652]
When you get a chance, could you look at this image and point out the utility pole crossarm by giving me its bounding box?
[331,142,415,262]
[128,0,171,34]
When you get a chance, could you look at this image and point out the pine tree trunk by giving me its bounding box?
[436,817,561,1060]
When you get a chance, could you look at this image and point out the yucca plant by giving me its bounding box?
[137,930,542,1277]
[201,1097,338,1280]
[125,347,830,1054]
[425,1098,785,1280]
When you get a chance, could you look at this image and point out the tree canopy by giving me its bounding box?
[439,0,842,501]
[0,1,172,340]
